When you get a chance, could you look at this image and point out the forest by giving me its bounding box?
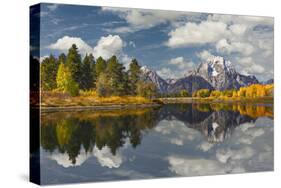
[41,44,157,98]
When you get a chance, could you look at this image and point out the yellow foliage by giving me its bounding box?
[41,90,152,107]
[194,84,274,100]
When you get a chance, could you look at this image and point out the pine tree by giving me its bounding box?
[66,44,82,88]
[106,55,126,96]
[58,53,66,64]
[81,54,95,90]
[128,58,141,95]
[41,54,59,90]
[95,56,107,78]
[88,53,97,88]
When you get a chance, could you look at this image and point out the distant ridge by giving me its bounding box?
[140,56,261,94]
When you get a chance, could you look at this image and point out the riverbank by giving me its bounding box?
[40,91,162,112]
[40,103,161,113]
[159,97,274,104]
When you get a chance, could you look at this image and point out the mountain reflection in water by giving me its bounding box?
[39,103,273,184]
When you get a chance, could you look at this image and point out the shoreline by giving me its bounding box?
[40,103,161,113]
[159,97,274,105]
[39,97,274,113]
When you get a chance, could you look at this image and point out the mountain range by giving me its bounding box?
[141,56,272,94]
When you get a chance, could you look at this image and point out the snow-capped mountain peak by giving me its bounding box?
[139,56,259,93]
[205,56,236,75]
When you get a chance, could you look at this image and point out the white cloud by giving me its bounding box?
[229,24,248,36]
[93,35,124,59]
[170,138,184,146]
[156,67,177,80]
[164,13,273,80]
[208,14,273,27]
[216,39,254,55]
[166,21,228,47]
[197,50,215,61]
[48,35,133,69]
[48,145,124,169]
[93,146,123,168]
[168,57,194,69]
[216,147,255,164]
[167,156,228,176]
[48,147,92,168]
[157,57,195,79]
[129,41,136,48]
[198,142,214,152]
[120,54,133,70]
[48,36,93,55]
[102,7,200,33]
[154,120,201,145]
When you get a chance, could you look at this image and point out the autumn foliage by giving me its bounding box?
[193,84,274,100]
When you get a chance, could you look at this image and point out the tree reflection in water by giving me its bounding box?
[41,103,273,165]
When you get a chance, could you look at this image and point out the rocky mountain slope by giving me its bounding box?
[140,56,261,94]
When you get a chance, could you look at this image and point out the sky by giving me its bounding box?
[37,3,274,81]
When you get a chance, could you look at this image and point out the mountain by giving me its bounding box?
[166,78,177,85]
[140,66,169,93]
[140,56,260,94]
[168,75,214,94]
[191,56,259,90]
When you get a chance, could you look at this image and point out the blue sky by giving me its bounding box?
[38,3,274,81]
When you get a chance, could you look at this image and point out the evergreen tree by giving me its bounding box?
[128,58,141,95]
[66,44,82,88]
[88,53,97,88]
[41,54,59,90]
[106,55,126,96]
[58,53,66,64]
[56,63,79,96]
[95,56,107,78]
[81,54,95,90]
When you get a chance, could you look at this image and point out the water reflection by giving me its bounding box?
[40,103,273,183]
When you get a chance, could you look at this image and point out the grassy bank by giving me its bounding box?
[160,96,273,104]
[41,90,162,108]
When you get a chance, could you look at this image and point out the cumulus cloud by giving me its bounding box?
[166,21,228,47]
[166,117,273,177]
[197,50,215,61]
[154,120,201,145]
[157,57,195,79]
[167,156,228,176]
[48,36,93,55]
[164,13,273,80]
[168,57,194,69]
[198,142,214,152]
[93,35,124,59]
[93,146,123,168]
[48,35,132,64]
[48,147,92,168]
[229,24,248,36]
[216,39,254,56]
[102,7,188,33]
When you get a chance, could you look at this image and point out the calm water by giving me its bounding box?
[38,103,274,185]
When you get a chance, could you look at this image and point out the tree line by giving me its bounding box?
[41,44,157,98]
[192,84,274,98]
